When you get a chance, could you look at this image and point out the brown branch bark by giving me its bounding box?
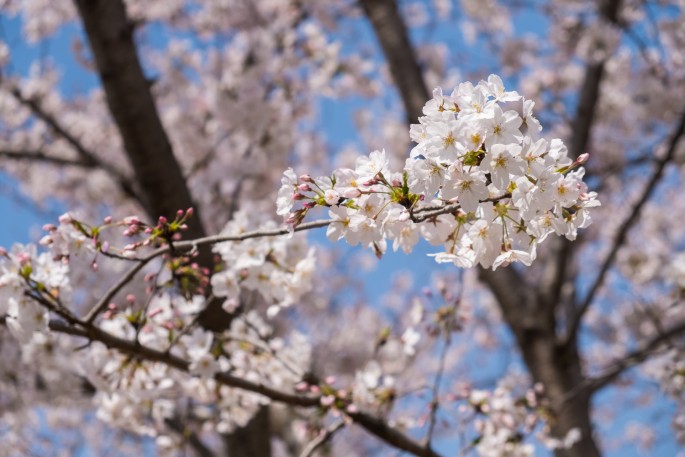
[0,149,93,168]
[568,0,622,161]
[359,0,429,124]
[72,0,204,240]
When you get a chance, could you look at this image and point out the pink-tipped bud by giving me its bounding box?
[58,213,72,224]
[325,375,336,385]
[91,261,98,272]
[185,207,194,217]
[295,382,309,392]
[293,193,307,201]
[177,209,184,217]
[103,216,113,224]
[297,183,311,192]
[126,294,136,304]
[42,224,56,232]
[148,307,163,318]
[577,152,589,164]
[320,395,335,407]
[299,174,314,183]
[343,188,361,199]
[158,216,168,225]
[346,404,359,414]
[144,227,153,234]
[101,241,110,253]
[107,303,117,310]
[303,201,316,209]
[391,179,402,187]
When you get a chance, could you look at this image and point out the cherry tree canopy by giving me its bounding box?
[0,1,684,456]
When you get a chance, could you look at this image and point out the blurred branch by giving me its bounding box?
[7,88,142,203]
[566,108,685,344]
[359,0,429,123]
[0,149,94,167]
[586,318,685,393]
[568,0,622,161]
[298,420,345,457]
[165,418,216,457]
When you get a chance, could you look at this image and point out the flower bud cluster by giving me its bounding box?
[278,75,599,269]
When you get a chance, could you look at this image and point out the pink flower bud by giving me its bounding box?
[42,224,56,232]
[346,404,358,414]
[58,213,72,224]
[297,183,311,192]
[320,395,335,407]
[577,153,589,164]
[303,201,316,209]
[185,207,194,217]
[391,179,402,187]
[158,216,168,225]
[299,174,314,183]
[101,241,110,253]
[325,375,336,385]
[103,216,113,224]
[343,188,361,199]
[293,193,307,200]
[126,294,136,304]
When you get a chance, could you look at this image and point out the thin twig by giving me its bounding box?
[298,420,345,457]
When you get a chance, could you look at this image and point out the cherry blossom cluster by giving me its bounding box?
[211,210,316,318]
[278,75,599,269]
[466,382,581,456]
[0,244,69,343]
[86,305,310,443]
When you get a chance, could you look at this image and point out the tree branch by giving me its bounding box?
[298,420,345,457]
[72,0,205,240]
[7,88,142,204]
[38,318,444,457]
[165,417,216,457]
[359,0,429,123]
[568,0,622,161]
[566,108,685,343]
[0,149,92,168]
[586,318,685,393]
